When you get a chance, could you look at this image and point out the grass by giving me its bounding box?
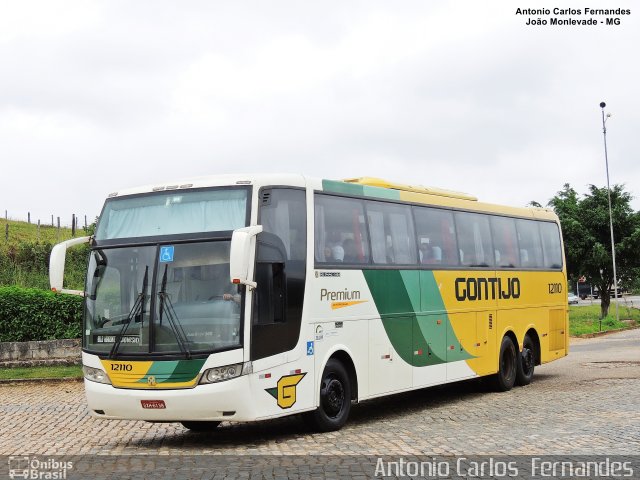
[1,218,75,247]
[1,218,90,290]
[0,364,82,380]
[569,304,640,336]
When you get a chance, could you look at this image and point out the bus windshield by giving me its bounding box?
[84,241,242,356]
[95,188,248,240]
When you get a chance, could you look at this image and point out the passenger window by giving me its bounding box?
[365,201,416,265]
[539,221,563,269]
[315,195,370,265]
[454,212,495,267]
[516,219,544,268]
[490,216,520,268]
[413,207,459,266]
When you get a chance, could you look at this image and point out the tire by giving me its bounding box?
[181,421,221,432]
[489,336,517,392]
[516,335,536,386]
[303,359,351,432]
[516,334,536,386]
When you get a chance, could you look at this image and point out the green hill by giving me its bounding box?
[0,219,89,290]
[1,218,75,246]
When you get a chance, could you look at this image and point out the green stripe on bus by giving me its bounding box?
[135,359,205,384]
[322,180,365,196]
[321,180,401,201]
[165,359,206,383]
[363,270,472,367]
[363,185,400,200]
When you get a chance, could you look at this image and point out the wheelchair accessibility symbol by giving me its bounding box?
[159,246,174,263]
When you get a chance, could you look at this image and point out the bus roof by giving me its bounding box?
[321,177,558,222]
[104,173,558,223]
[343,177,478,201]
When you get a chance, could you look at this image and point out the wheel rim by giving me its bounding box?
[521,347,534,375]
[321,375,345,418]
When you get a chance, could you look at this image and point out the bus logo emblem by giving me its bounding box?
[147,376,157,387]
[265,373,306,409]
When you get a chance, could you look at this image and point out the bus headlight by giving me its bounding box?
[83,365,112,385]
[199,363,244,384]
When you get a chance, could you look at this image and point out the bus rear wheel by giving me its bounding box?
[489,336,517,392]
[181,421,221,432]
[516,334,535,386]
[304,359,351,432]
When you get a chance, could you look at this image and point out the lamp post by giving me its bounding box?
[599,101,619,323]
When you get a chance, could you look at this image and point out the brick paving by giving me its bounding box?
[0,330,639,457]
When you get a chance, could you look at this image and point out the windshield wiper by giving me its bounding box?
[109,266,148,359]
[158,264,192,359]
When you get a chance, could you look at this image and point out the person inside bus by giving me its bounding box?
[419,243,433,264]
[323,231,345,262]
[222,288,241,305]
[342,238,360,263]
[419,242,442,265]
[197,264,241,305]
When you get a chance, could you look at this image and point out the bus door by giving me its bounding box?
[250,188,307,362]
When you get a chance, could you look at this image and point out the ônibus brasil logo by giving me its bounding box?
[8,456,73,479]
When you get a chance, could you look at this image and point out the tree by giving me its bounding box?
[548,184,640,318]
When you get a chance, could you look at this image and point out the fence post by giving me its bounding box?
[28,212,31,224]
[57,217,60,241]
[51,214,54,227]
[72,214,76,237]
[37,220,41,241]
[4,224,8,242]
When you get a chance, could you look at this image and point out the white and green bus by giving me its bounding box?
[50,174,568,432]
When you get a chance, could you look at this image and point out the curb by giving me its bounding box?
[0,377,83,385]
[0,359,80,369]
[571,324,640,339]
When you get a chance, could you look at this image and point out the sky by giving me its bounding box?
[1,0,639,226]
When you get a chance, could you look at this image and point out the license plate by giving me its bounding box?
[141,400,166,409]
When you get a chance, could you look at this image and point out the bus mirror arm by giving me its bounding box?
[49,236,91,296]
[230,225,263,290]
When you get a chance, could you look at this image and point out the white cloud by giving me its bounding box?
[1,0,639,225]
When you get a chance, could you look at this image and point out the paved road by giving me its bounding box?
[1,330,639,458]
[573,294,640,308]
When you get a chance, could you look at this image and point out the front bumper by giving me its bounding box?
[84,375,256,422]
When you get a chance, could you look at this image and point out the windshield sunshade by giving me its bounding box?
[95,188,248,240]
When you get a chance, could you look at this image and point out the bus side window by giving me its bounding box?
[365,200,416,265]
[413,206,459,267]
[490,216,520,268]
[539,221,563,269]
[315,194,370,265]
[454,212,495,267]
[516,219,544,268]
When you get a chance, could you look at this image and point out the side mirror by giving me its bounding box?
[49,236,91,295]
[229,226,263,289]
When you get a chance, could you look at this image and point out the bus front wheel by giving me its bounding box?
[304,359,351,432]
[181,421,221,432]
[489,336,517,392]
